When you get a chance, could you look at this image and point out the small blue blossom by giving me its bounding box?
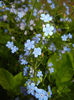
[20,59,28,65]
[25,39,35,50]
[28,0,31,3]
[37,80,40,86]
[36,34,42,37]
[63,46,71,52]
[42,39,47,45]
[17,11,25,18]
[47,0,52,4]
[40,14,52,22]
[32,34,41,43]
[24,7,28,12]
[68,33,72,39]
[37,0,40,2]
[27,83,35,96]
[72,44,74,47]
[11,46,19,53]
[20,86,27,96]
[26,79,31,87]
[23,66,29,76]
[24,50,31,56]
[48,62,54,73]
[35,88,49,100]
[30,67,34,78]
[66,6,69,15]
[33,47,41,57]
[33,9,37,16]
[21,0,25,2]
[63,2,66,6]
[48,43,56,52]
[20,22,26,30]
[32,37,40,43]
[4,29,8,33]
[43,24,54,36]
[48,62,53,67]
[37,71,43,79]
[6,41,18,53]
[0,1,4,7]
[6,41,13,48]
[50,3,55,9]
[61,34,68,41]
[49,67,54,73]
[48,86,52,98]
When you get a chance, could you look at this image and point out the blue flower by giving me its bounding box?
[23,66,29,76]
[48,43,56,52]
[17,11,25,18]
[47,0,52,4]
[20,59,28,65]
[48,86,52,98]
[27,83,35,96]
[37,71,43,79]
[72,44,74,47]
[33,47,41,57]
[35,88,49,100]
[24,48,31,56]
[36,34,42,37]
[40,14,52,22]
[32,37,40,43]
[48,62,53,67]
[11,46,18,53]
[68,33,72,39]
[66,6,69,15]
[42,39,47,45]
[25,7,28,12]
[24,50,31,56]
[30,67,34,78]
[20,86,27,96]
[50,3,55,9]
[28,0,31,3]
[43,24,54,36]
[33,9,37,16]
[32,34,41,43]
[63,46,71,52]
[61,34,68,41]
[37,80,40,86]
[48,62,54,73]
[0,1,4,7]
[37,0,40,2]
[49,67,54,73]
[6,41,13,48]
[6,41,18,53]
[25,39,35,50]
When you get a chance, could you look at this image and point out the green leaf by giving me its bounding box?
[47,53,73,93]
[12,72,25,95]
[0,68,24,96]
[0,68,13,91]
[68,52,74,69]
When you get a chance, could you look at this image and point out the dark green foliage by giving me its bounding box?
[0,68,24,97]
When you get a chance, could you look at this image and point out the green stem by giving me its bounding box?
[26,0,37,27]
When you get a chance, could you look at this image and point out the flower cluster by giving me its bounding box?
[26,81,52,100]
[3,0,73,100]
[6,41,18,53]
[61,33,72,41]
[40,13,54,37]
[43,24,54,36]
[48,62,54,73]
[24,39,35,50]
[33,47,41,58]
[40,14,52,22]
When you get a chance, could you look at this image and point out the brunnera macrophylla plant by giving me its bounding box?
[0,0,74,100]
